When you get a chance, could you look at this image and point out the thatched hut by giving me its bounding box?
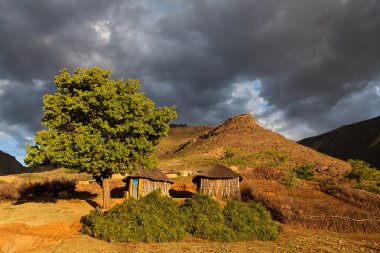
[124,168,174,198]
[192,164,242,199]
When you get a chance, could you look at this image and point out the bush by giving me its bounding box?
[278,170,298,189]
[347,159,380,192]
[180,193,236,242]
[223,201,280,241]
[292,164,315,180]
[0,183,19,200]
[20,178,75,198]
[0,177,76,201]
[81,190,186,243]
[255,149,288,167]
[82,191,281,243]
[180,193,280,242]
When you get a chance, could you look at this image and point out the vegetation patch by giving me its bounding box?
[82,191,280,243]
[81,190,186,243]
[180,193,236,242]
[254,149,288,167]
[0,177,76,201]
[219,147,289,169]
[278,170,298,189]
[346,159,380,194]
[292,164,315,180]
[223,201,281,241]
[220,147,252,167]
[181,193,280,242]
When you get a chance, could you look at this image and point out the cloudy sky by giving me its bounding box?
[1,0,380,164]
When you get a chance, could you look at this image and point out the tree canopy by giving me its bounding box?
[347,159,380,191]
[25,67,176,207]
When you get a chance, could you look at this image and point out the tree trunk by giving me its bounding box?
[102,177,111,209]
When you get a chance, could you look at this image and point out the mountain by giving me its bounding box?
[159,113,350,177]
[298,116,380,169]
[0,150,25,175]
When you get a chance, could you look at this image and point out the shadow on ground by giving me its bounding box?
[169,189,194,198]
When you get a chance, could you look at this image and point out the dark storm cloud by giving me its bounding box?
[1,0,380,162]
[0,80,46,130]
[141,0,380,129]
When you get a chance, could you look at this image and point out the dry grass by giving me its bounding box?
[0,168,91,184]
[240,175,380,233]
[156,125,211,157]
[0,178,76,201]
[0,200,93,226]
[319,179,380,211]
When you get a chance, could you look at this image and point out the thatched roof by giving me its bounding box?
[192,164,242,182]
[124,168,174,183]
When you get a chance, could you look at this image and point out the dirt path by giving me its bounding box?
[0,222,80,253]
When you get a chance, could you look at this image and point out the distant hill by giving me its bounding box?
[299,116,380,169]
[159,113,350,177]
[0,150,25,175]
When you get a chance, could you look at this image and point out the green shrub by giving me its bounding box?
[180,193,236,242]
[292,164,315,180]
[180,193,280,242]
[278,170,298,189]
[255,149,288,167]
[220,147,251,166]
[363,181,380,194]
[82,191,281,243]
[223,201,280,241]
[347,159,380,192]
[81,190,186,242]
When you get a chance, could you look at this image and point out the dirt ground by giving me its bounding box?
[1,196,380,253]
[0,178,379,253]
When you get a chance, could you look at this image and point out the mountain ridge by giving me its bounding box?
[299,116,380,169]
[0,150,25,175]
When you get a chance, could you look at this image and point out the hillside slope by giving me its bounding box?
[156,125,212,156]
[160,114,350,177]
[0,150,25,175]
[299,116,380,169]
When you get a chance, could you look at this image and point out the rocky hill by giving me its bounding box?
[299,116,380,169]
[0,150,25,175]
[159,113,350,178]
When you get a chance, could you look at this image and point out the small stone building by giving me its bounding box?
[124,168,174,198]
[192,164,242,199]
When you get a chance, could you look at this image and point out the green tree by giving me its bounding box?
[346,159,379,190]
[25,67,176,208]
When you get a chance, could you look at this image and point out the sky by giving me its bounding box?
[1,0,380,164]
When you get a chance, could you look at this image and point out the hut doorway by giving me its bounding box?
[132,179,139,198]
